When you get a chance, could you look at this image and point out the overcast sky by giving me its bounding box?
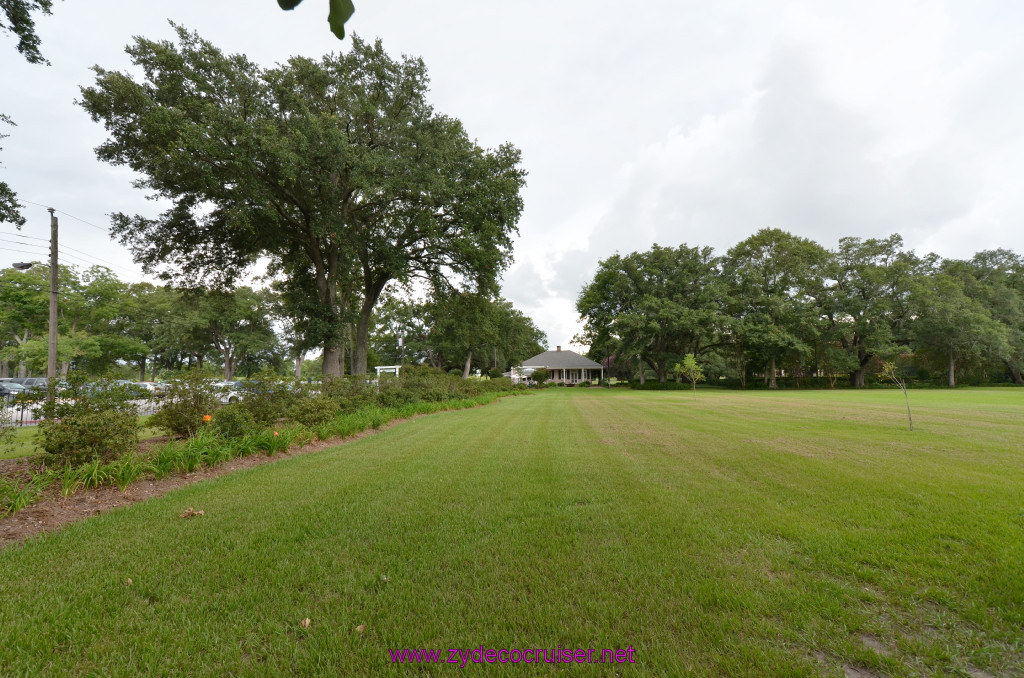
[2,1,1023,350]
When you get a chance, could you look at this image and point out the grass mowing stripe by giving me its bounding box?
[1,388,1022,676]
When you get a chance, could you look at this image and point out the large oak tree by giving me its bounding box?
[79,27,525,375]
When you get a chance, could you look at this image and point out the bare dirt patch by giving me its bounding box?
[0,414,429,548]
[859,634,892,656]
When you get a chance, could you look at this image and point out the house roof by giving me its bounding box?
[522,348,602,369]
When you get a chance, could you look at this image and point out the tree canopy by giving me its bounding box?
[79,28,526,376]
[578,233,1024,388]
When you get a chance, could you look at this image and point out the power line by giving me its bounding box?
[0,237,48,250]
[0,245,47,259]
[0,231,48,243]
[0,235,139,277]
[2,225,142,278]
[18,199,111,232]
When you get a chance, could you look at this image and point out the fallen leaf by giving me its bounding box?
[126,578,132,586]
[301,618,311,628]
[356,624,366,633]
[180,507,205,519]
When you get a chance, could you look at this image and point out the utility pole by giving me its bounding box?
[47,208,58,400]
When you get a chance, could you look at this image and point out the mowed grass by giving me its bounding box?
[1,424,40,460]
[1,389,1022,676]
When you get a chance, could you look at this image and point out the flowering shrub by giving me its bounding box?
[149,370,220,438]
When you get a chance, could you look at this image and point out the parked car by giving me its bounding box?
[0,382,26,397]
[211,381,242,404]
[135,381,168,396]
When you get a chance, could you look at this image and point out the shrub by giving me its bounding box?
[288,394,340,427]
[530,368,550,385]
[150,370,220,438]
[235,370,294,425]
[399,365,458,402]
[36,373,142,465]
[488,368,504,379]
[320,375,377,413]
[211,403,257,439]
[377,374,419,408]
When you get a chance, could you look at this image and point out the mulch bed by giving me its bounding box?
[0,415,426,549]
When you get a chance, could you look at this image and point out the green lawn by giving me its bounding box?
[1,388,1022,676]
[1,423,41,460]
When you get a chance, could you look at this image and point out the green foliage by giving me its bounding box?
[319,375,377,411]
[77,458,113,490]
[211,403,257,439]
[277,0,355,40]
[673,353,705,397]
[0,472,49,516]
[56,464,83,497]
[149,370,220,438]
[530,368,549,384]
[109,452,145,491]
[1,0,54,65]
[578,243,727,383]
[0,405,14,448]
[36,374,142,464]
[287,394,340,427]
[80,29,525,377]
[235,371,293,425]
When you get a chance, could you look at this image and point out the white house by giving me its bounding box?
[522,346,603,385]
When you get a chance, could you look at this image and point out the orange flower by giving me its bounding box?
[202,415,212,423]
[273,431,280,437]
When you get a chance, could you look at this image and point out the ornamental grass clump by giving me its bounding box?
[0,474,50,516]
[109,452,145,491]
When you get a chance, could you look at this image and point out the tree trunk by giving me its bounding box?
[322,345,343,377]
[353,309,372,376]
[768,357,778,390]
[948,350,956,388]
[294,353,304,379]
[638,357,645,385]
[1007,362,1024,385]
[462,350,473,379]
[850,365,868,388]
[139,357,147,382]
[0,361,8,379]
[224,349,235,381]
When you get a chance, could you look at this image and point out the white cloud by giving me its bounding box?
[2,0,1023,349]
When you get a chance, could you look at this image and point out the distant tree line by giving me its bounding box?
[0,262,544,381]
[369,291,547,377]
[577,229,1024,388]
[0,264,281,380]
